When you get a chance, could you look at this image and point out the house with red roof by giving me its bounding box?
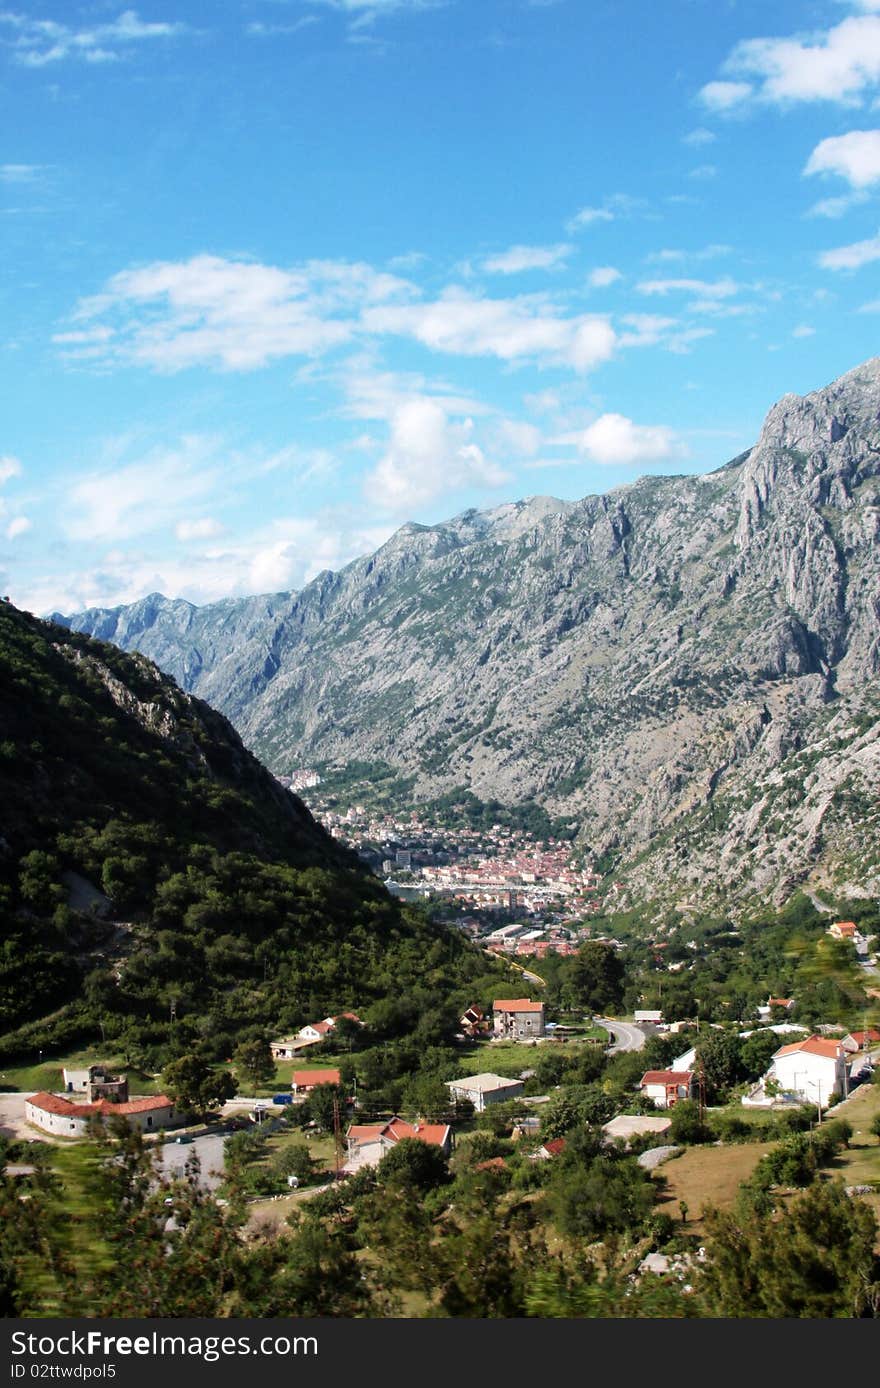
[841,1029,880,1054]
[827,921,869,956]
[291,1069,341,1095]
[26,1091,176,1138]
[344,1116,453,1173]
[638,1070,694,1110]
[492,998,545,1040]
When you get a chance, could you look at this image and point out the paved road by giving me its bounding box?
[596,1019,647,1054]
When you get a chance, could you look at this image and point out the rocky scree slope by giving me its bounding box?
[59,360,880,907]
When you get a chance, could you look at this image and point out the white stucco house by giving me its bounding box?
[768,1035,848,1108]
[26,1091,177,1138]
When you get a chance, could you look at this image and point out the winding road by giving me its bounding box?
[596,1018,647,1054]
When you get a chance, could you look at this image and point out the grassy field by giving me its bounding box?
[654,1081,880,1239]
[652,1142,777,1234]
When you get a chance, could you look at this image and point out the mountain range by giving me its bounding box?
[58,358,880,910]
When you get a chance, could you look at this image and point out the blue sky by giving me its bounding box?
[3,0,880,614]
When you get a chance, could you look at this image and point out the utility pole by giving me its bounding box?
[332,1096,343,1179]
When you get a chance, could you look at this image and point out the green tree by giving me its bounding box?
[699,1179,880,1317]
[378,1137,450,1192]
[669,1099,712,1145]
[695,1029,744,1101]
[233,1037,277,1090]
[162,1054,237,1114]
[566,942,626,1014]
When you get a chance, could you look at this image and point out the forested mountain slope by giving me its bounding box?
[0,601,501,1059]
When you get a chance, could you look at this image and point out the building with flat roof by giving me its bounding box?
[445,1073,525,1113]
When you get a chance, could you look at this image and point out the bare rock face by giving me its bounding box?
[60,361,880,907]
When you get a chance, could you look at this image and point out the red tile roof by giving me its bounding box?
[28,1092,172,1118]
[541,1138,567,1156]
[639,1071,694,1086]
[346,1116,450,1149]
[493,999,544,1012]
[292,1069,341,1088]
[773,1036,843,1060]
[847,1029,880,1046]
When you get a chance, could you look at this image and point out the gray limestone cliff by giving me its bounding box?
[59,359,880,908]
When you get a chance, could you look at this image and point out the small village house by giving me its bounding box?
[842,1028,880,1054]
[769,1035,848,1108]
[445,1073,524,1113]
[26,1092,176,1139]
[638,1069,694,1109]
[62,1065,128,1103]
[290,1069,341,1095]
[492,999,545,1040]
[344,1116,453,1173]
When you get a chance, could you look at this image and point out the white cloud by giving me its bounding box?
[588,266,622,288]
[0,9,188,68]
[635,276,739,299]
[5,516,30,539]
[0,455,22,485]
[574,413,686,467]
[0,163,42,183]
[246,19,319,38]
[366,398,510,512]
[363,287,617,371]
[819,231,880,268]
[481,243,572,274]
[175,517,222,542]
[698,80,752,111]
[689,164,718,180]
[492,419,542,458]
[704,16,880,110]
[857,296,880,310]
[566,206,614,231]
[792,324,816,337]
[806,191,868,217]
[18,514,395,617]
[682,127,716,146]
[66,255,414,372]
[805,129,880,186]
[646,244,732,264]
[64,437,227,543]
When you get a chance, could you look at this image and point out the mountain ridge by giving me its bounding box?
[58,357,880,909]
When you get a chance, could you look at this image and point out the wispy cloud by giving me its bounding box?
[0,163,43,183]
[818,230,880,268]
[63,255,414,371]
[362,287,617,371]
[481,243,572,274]
[682,127,716,146]
[588,266,621,288]
[246,18,319,38]
[635,276,739,299]
[0,9,188,68]
[565,193,647,234]
[0,455,22,485]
